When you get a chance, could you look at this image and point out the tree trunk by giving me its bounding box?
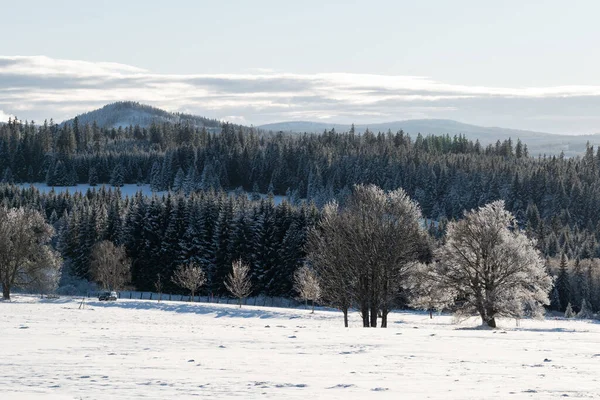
[429,309,433,319]
[2,284,10,300]
[369,268,378,327]
[239,297,242,308]
[370,304,378,327]
[361,302,370,327]
[483,305,497,328]
[343,308,349,328]
[305,298,308,309]
[381,310,388,328]
[311,299,315,314]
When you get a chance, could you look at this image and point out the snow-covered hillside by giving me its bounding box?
[2,296,599,399]
[61,102,223,130]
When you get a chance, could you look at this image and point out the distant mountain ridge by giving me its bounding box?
[62,102,222,131]
[259,120,600,157]
[61,102,600,157]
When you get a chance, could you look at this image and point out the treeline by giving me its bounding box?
[3,115,600,302]
[3,182,600,315]
[0,185,318,297]
[548,254,600,315]
[4,117,599,259]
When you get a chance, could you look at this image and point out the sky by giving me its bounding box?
[1,0,600,134]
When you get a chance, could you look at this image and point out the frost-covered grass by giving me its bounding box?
[2,296,600,399]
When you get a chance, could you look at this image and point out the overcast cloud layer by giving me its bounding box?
[2,55,600,134]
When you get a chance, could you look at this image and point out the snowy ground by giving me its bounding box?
[16,183,163,198]
[1,297,600,399]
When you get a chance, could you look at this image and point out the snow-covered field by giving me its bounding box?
[16,183,163,198]
[15,183,289,204]
[2,297,600,399]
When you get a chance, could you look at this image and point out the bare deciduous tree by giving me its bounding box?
[426,201,552,328]
[307,185,430,327]
[90,241,131,291]
[28,265,62,298]
[155,273,163,302]
[0,207,61,300]
[293,264,321,313]
[225,259,252,307]
[171,262,206,301]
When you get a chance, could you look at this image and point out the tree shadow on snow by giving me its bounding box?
[86,299,293,320]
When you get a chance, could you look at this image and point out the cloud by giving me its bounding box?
[0,109,14,123]
[1,55,600,133]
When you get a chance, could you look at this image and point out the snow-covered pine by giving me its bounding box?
[577,298,594,319]
[555,253,571,312]
[565,302,575,318]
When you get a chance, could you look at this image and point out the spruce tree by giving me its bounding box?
[564,302,575,318]
[555,253,571,311]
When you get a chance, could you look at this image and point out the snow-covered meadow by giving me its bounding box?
[15,183,289,204]
[1,297,600,399]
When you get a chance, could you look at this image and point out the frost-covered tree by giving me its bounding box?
[172,167,185,192]
[28,262,62,297]
[293,264,321,313]
[306,207,353,326]
[408,263,456,319]
[149,161,163,192]
[110,163,125,187]
[225,259,252,307]
[577,298,594,319]
[171,262,206,301]
[89,240,131,291]
[429,201,552,327]
[88,166,98,187]
[564,302,575,318]
[0,207,62,300]
[307,185,430,327]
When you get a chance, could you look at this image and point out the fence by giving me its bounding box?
[90,290,302,309]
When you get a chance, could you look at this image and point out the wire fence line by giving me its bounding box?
[91,290,303,309]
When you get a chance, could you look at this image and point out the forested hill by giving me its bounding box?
[259,119,600,157]
[45,101,600,157]
[53,102,600,156]
[61,102,223,131]
[2,115,600,309]
[2,115,600,249]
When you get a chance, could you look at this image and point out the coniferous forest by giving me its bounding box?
[2,111,600,312]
